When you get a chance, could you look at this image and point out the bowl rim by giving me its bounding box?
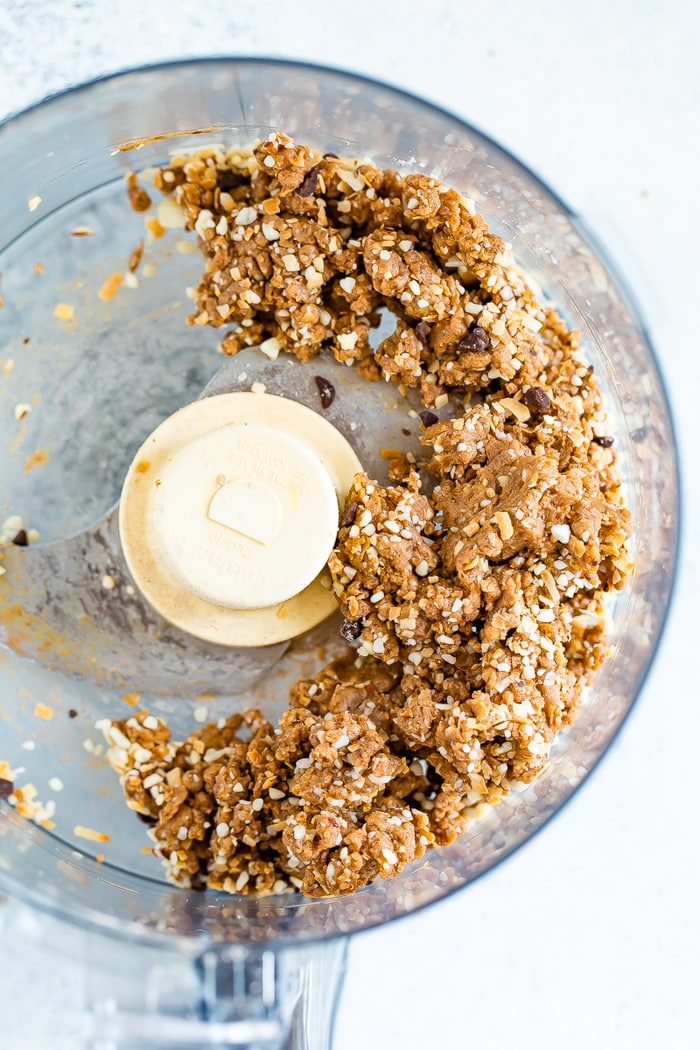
[0,54,682,955]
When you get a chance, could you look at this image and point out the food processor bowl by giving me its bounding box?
[0,59,678,1049]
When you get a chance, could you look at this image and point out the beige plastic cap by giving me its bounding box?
[119,392,362,647]
[155,422,339,610]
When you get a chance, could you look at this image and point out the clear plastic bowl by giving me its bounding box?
[0,59,679,1049]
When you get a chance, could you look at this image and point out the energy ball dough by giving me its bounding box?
[104,136,630,897]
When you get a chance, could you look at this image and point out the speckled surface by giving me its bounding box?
[1,2,699,1048]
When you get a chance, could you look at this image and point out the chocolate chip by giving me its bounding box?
[136,811,157,826]
[415,321,429,346]
[68,709,78,719]
[323,152,339,159]
[11,529,28,547]
[523,387,552,413]
[22,337,30,345]
[401,428,411,437]
[592,435,614,448]
[296,166,319,198]
[0,778,14,799]
[314,375,335,409]
[341,501,359,527]
[217,170,246,191]
[340,619,362,642]
[457,325,490,352]
[419,410,439,428]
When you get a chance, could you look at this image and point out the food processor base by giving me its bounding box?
[2,896,348,1050]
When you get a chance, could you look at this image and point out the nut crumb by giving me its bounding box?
[128,239,144,273]
[23,450,49,475]
[98,272,123,301]
[144,216,166,239]
[53,302,75,322]
[74,825,110,843]
[126,173,151,213]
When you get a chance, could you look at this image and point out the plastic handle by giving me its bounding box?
[86,1009,282,1048]
[84,937,349,1050]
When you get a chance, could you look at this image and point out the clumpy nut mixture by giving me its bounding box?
[101,134,631,897]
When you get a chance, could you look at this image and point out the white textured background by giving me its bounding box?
[1,2,699,1048]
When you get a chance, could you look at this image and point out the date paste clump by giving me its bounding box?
[102,134,630,897]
